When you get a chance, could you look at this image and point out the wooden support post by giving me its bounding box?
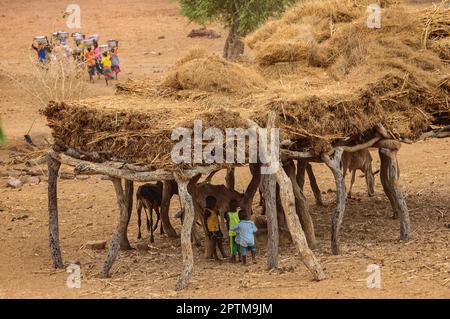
[297,160,323,206]
[306,164,324,206]
[275,167,325,280]
[161,180,178,238]
[100,178,129,277]
[242,164,261,213]
[379,148,411,240]
[322,148,346,255]
[284,159,317,249]
[174,174,196,291]
[297,160,307,190]
[47,156,64,269]
[225,167,235,191]
[121,180,133,250]
[260,173,278,269]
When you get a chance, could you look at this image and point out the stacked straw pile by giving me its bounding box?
[43,0,450,167]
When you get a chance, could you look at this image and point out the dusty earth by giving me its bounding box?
[0,0,449,299]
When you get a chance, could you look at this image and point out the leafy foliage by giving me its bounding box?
[178,0,298,36]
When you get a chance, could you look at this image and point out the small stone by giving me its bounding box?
[7,176,23,188]
[85,240,107,250]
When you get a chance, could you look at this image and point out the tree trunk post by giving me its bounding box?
[242,164,261,213]
[322,148,346,255]
[297,159,307,190]
[260,173,278,269]
[225,167,235,191]
[120,179,133,250]
[223,11,244,60]
[47,156,64,269]
[306,163,324,206]
[379,148,411,240]
[284,159,318,250]
[174,174,196,291]
[100,178,129,277]
[275,167,325,280]
[161,180,178,238]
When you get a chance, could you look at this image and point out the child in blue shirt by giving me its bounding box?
[230,209,257,265]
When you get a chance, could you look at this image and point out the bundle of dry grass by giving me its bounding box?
[160,51,267,95]
[42,95,250,169]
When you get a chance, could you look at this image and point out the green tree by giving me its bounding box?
[178,0,297,59]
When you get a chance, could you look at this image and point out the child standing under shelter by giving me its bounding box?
[225,199,240,263]
[204,196,227,261]
[231,209,257,265]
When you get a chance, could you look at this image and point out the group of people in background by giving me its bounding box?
[32,32,121,85]
[204,197,258,265]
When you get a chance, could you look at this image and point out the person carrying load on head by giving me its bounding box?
[93,41,102,79]
[84,47,96,83]
[225,199,241,263]
[31,36,51,63]
[110,47,121,80]
[101,51,114,85]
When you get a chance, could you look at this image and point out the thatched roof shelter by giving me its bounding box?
[41,0,449,291]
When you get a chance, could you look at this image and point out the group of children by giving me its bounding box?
[32,32,121,85]
[83,42,121,85]
[204,197,258,265]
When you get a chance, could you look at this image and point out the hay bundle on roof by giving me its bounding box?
[42,95,250,169]
[160,52,267,95]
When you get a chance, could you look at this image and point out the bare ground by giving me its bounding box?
[0,0,449,298]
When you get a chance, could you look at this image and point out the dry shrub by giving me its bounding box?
[161,53,266,94]
[431,37,450,60]
[1,50,87,107]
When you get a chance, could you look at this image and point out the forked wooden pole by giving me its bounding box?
[306,163,324,206]
[47,156,64,269]
[225,167,235,191]
[261,173,278,269]
[379,148,411,240]
[276,167,325,280]
[100,178,129,277]
[174,174,196,291]
[120,180,133,250]
[284,159,317,249]
[161,180,178,238]
[322,148,346,255]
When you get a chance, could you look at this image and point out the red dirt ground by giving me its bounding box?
[0,0,448,298]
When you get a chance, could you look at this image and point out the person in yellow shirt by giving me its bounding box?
[204,196,227,261]
[101,51,114,85]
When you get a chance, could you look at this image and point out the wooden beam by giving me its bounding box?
[47,156,64,269]
[49,150,225,182]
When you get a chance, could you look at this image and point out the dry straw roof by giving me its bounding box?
[43,0,450,168]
